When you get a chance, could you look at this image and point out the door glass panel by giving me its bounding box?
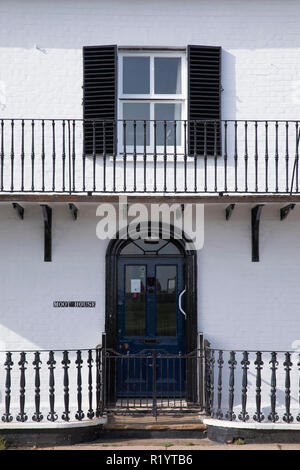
[156,265,177,336]
[125,265,146,336]
[123,102,150,146]
[154,103,182,146]
[123,57,150,94]
[154,58,181,94]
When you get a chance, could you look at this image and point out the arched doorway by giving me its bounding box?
[105,226,198,402]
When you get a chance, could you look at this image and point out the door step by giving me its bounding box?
[102,413,207,439]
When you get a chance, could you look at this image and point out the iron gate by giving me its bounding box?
[101,347,205,416]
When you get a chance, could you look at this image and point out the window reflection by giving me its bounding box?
[125,265,146,336]
[154,58,182,94]
[156,265,177,336]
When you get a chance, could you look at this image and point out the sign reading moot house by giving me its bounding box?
[53,301,96,308]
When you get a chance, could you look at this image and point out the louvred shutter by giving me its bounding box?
[188,45,221,156]
[83,45,117,155]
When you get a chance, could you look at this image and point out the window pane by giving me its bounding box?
[156,265,177,336]
[154,103,181,146]
[123,57,150,94]
[125,265,146,336]
[123,103,150,146]
[154,58,181,94]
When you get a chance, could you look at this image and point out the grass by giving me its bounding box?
[0,436,7,451]
[232,438,245,446]
[162,442,174,448]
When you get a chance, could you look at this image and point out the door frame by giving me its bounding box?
[105,227,198,404]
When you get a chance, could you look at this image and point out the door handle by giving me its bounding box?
[178,288,186,319]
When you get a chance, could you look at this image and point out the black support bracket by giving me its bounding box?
[68,203,78,220]
[12,203,24,220]
[40,205,52,262]
[251,205,264,262]
[225,204,235,220]
[280,204,295,220]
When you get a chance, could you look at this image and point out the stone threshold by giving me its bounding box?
[104,414,206,431]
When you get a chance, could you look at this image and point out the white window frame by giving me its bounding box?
[118,50,187,156]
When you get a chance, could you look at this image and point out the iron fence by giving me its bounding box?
[0,118,300,194]
[205,348,300,423]
[0,348,104,424]
[2,345,300,424]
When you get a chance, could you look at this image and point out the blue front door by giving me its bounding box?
[117,256,185,397]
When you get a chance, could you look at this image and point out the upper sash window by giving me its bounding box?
[83,45,221,158]
[118,51,187,153]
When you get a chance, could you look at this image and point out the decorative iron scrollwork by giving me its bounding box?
[253,351,264,422]
[16,352,28,422]
[238,351,250,422]
[225,351,237,421]
[268,352,279,423]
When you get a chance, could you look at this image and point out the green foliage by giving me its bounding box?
[232,438,245,445]
[0,436,7,451]
[162,442,174,448]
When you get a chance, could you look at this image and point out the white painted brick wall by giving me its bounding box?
[0,0,300,193]
[0,0,300,120]
[0,0,299,421]
[0,203,108,351]
[199,203,300,351]
[0,202,298,352]
[0,202,299,419]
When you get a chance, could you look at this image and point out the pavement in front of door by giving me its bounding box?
[13,439,300,451]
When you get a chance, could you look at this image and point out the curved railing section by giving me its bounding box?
[204,348,300,424]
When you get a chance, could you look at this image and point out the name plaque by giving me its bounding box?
[53,301,96,308]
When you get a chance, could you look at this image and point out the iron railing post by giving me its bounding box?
[152,350,157,418]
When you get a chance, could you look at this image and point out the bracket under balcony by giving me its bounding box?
[12,203,24,220]
[41,205,52,262]
[225,204,235,220]
[68,203,78,220]
[280,204,295,220]
[251,205,264,262]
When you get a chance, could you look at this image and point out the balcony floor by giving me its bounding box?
[1,193,300,204]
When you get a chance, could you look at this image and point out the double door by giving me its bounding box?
[117,257,185,396]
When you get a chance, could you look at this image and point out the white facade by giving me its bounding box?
[1,0,300,193]
[0,0,300,427]
[0,201,299,352]
[1,0,300,120]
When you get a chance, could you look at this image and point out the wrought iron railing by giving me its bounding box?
[102,348,203,416]
[0,349,104,424]
[1,345,300,425]
[204,348,300,423]
[0,118,300,194]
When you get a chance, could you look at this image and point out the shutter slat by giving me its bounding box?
[188,45,221,156]
[83,45,117,155]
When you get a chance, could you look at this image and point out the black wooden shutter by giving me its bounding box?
[83,45,117,155]
[188,45,221,156]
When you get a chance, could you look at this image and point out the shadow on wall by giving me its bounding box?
[222,50,237,122]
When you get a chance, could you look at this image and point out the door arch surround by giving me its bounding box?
[105,223,198,402]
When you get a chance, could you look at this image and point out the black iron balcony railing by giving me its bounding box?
[0,118,300,195]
